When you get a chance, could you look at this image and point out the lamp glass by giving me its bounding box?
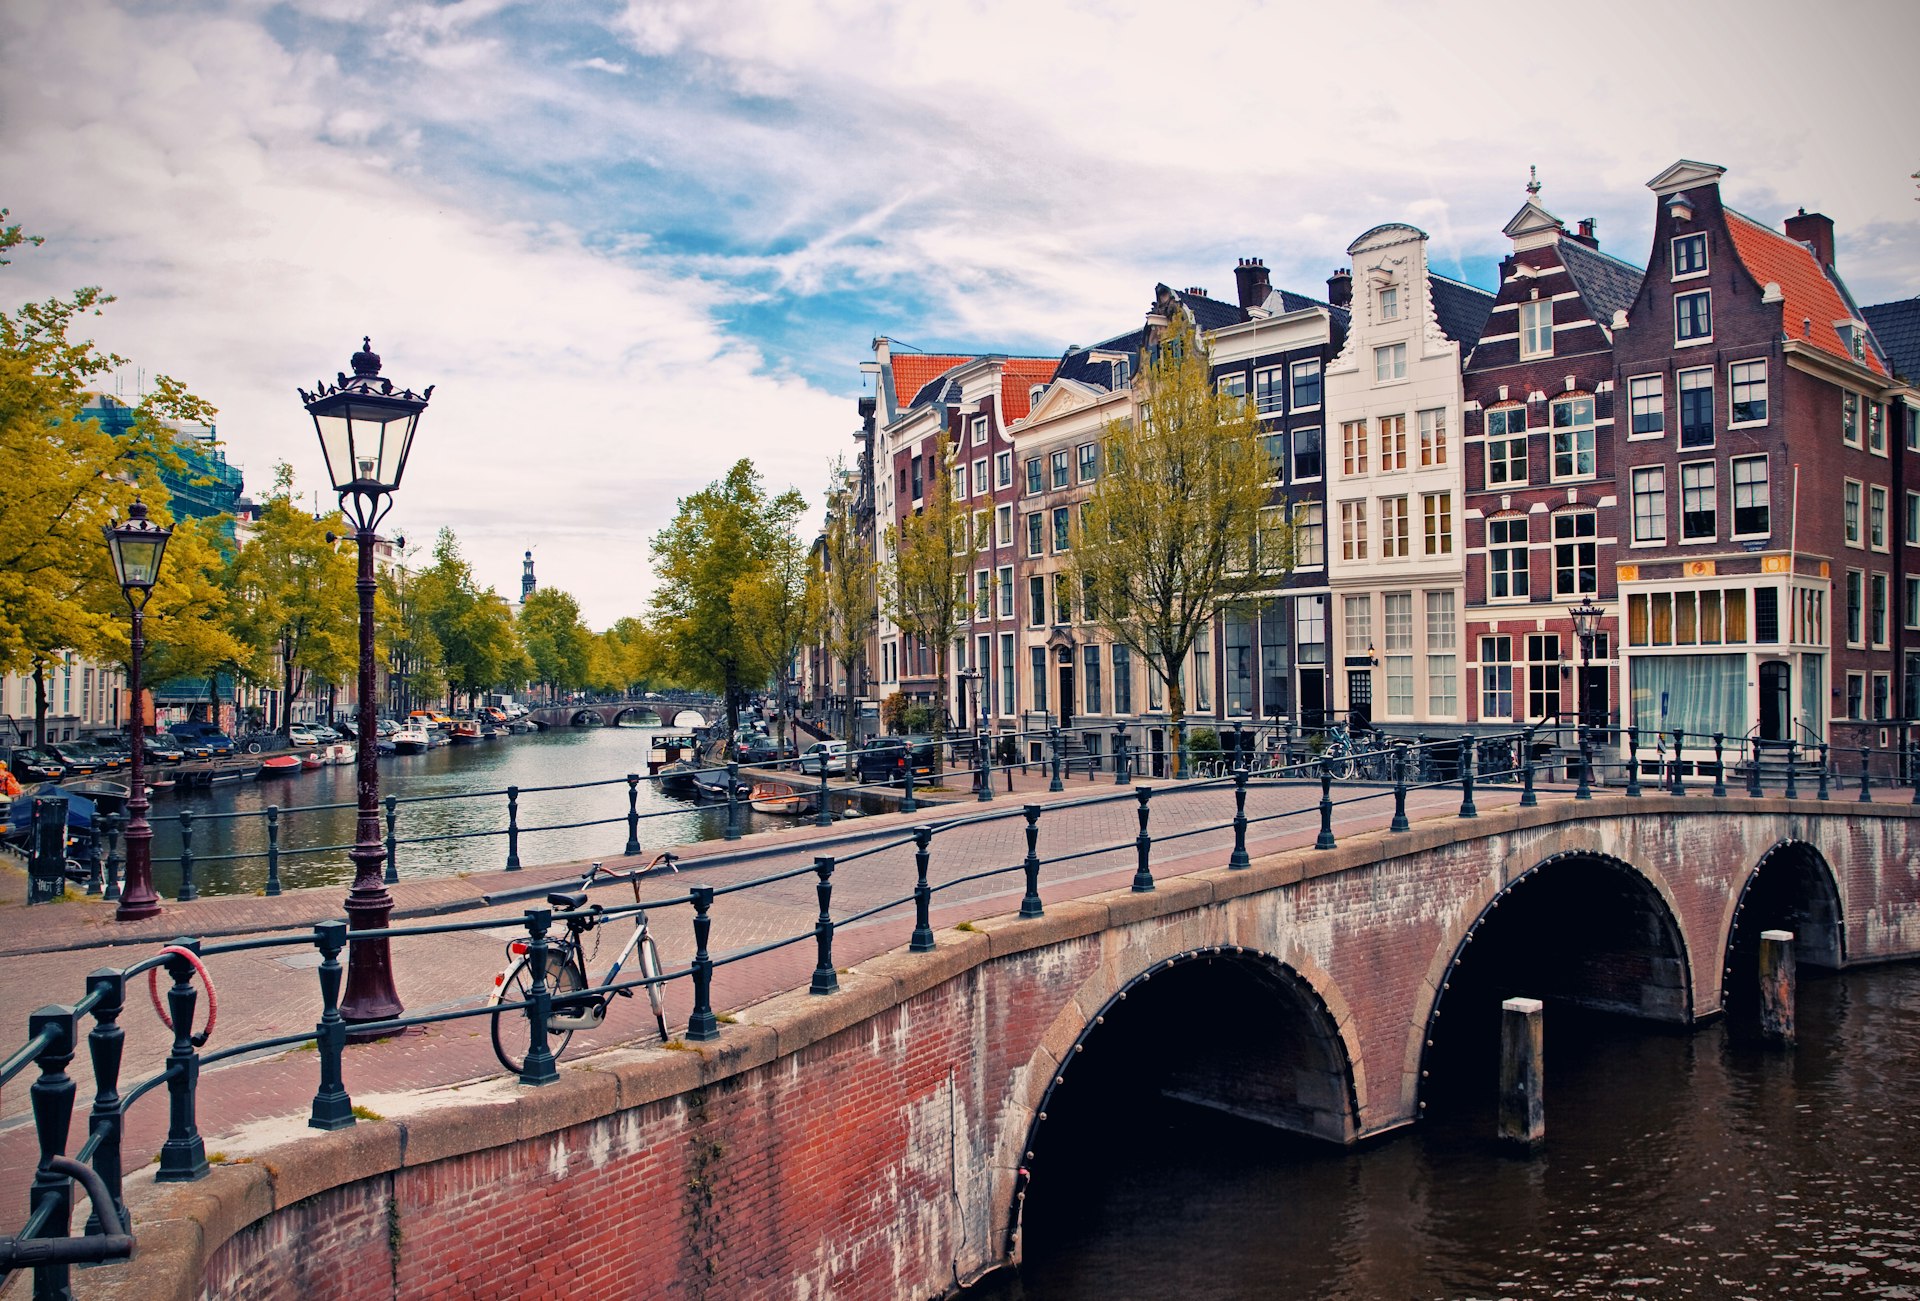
[311,400,420,493]
[111,530,168,590]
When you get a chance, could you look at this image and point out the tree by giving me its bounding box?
[378,544,444,716]
[733,509,817,748]
[225,466,359,730]
[1067,314,1287,775]
[648,459,806,742]
[883,432,967,737]
[595,616,659,696]
[90,516,251,718]
[415,528,527,709]
[519,587,595,699]
[814,470,878,743]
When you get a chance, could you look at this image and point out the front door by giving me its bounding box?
[1759,661,1790,742]
[1057,665,1075,729]
[1579,667,1606,729]
[1299,668,1326,732]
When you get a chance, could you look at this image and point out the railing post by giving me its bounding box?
[1231,720,1245,775]
[625,774,644,855]
[1229,765,1252,868]
[724,762,741,841]
[308,921,353,1130]
[1746,735,1762,798]
[27,1002,78,1299]
[1048,727,1064,793]
[82,816,102,896]
[1625,727,1643,798]
[1458,736,1478,819]
[686,886,719,1042]
[1019,805,1045,918]
[902,751,918,814]
[1669,727,1687,797]
[1712,733,1728,798]
[82,968,128,1242]
[1316,759,1337,850]
[1574,725,1592,801]
[156,943,208,1181]
[175,807,196,902]
[383,794,399,885]
[1132,788,1155,891]
[1517,737,1537,810]
[263,805,282,897]
[501,785,522,872]
[910,827,936,951]
[1816,743,1831,802]
[977,725,994,802]
[1784,739,1800,800]
[1115,720,1130,785]
[517,908,560,1085]
[810,856,839,994]
[1859,745,1873,803]
[815,759,834,826]
[1911,742,1920,806]
[101,810,123,903]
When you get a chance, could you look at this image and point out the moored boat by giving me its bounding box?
[259,754,303,777]
[299,752,325,772]
[451,718,484,743]
[391,725,430,754]
[748,781,815,817]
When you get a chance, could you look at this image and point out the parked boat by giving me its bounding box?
[648,733,697,776]
[657,761,703,799]
[451,718,484,743]
[748,781,815,817]
[259,754,303,778]
[391,725,430,754]
[299,752,325,772]
[324,742,355,766]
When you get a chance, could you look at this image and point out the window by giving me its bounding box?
[1526,633,1562,721]
[1869,401,1886,454]
[1629,375,1665,436]
[1488,517,1529,599]
[1551,396,1596,479]
[1731,457,1769,537]
[1001,634,1016,714]
[1681,462,1716,540]
[1380,414,1408,470]
[1485,408,1527,486]
[1842,392,1860,446]
[971,415,989,446]
[1674,289,1712,343]
[975,509,990,552]
[1480,635,1513,719]
[1343,596,1373,657]
[1050,450,1070,489]
[1053,573,1072,625]
[1291,359,1322,410]
[1374,343,1406,382]
[1871,572,1889,647]
[1422,492,1453,556]
[997,566,1014,618]
[1379,286,1400,321]
[1671,232,1708,277]
[969,458,987,498]
[1873,673,1891,721]
[1257,506,1288,571]
[1426,591,1457,717]
[1383,593,1413,714]
[912,457,924,500]
[1418,408,1448,467]
[1262,432,1285,480]
[1083,644,1103,714]
[1113,645,1132,713]
[1217,372,1247,405]
[1051,506,1071,552]
[1632,467,1668,543]
[995,504,1013,547]
[974,569,990,621]
[1024,458,1042,494]
[1254,367,1285,416]
[1031,647,1047,711]
[1908,406,1919,452]
[1077,443,1098,482]
[1027,576,1045,628]
[1295,502,1325,568]
[953,465,967,500]
[1381,495,1410,558]
[1908,491,1920,546]
[1846,569,1863,645]
[1340,500,1368,561]
[1844,480,1863,547]
[1869,485,1888,550]
[1845,672,1865,720]
[1026,512,1043,558]
[1193,631,1212,711]
[1520,299,1553,358]
[1292,426,1323,481]
[1906,576,1920,630]
[1224,611,1254,715]
[1676,368,1713,449]
[996,451,1012,488]
[1756,587,1780,643]
[1297,598,1326,668]
[1729,361,1767,424]
[1553,511,1597,596]
[1342,420,1368,476]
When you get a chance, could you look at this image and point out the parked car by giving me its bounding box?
[855,736,938,785]
[86,736,131,769]
[4,748,67,783]
[141,732,185,764]
[734,732,795,765]
[798,741,850,776]
[44,741,108,775]
[287,725,324,747]
[309,723,342,744]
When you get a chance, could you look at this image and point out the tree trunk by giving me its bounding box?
[32,657,47,748]
[840,655,860,744]
[282,648,298,732]
[1163,655,1188,779]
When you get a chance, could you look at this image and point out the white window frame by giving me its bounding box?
[995,503,1013,548]
[1381,495,1410,559]
[1842,392,1861,447]
[995,451,1013,489]
[1869,484,1889,552]
[1628,374,1665,439]
[972,457,989,499]
[1488,517,1529,601]
[1670,232,1709,280]
[1253,367,1284,416]
[1631,466,1667,545]
[1519,299,1553,358]
[1552,510,1598,597]
[1485,407,1527,486]
[1294,501,1325,569]
[1340,499,1368,562]
[1674,289,1712,346]
[1379,285,1400,322]
[1289,358,1322,412]
[1730,455,1769,540]
[1422,492,1454,557]
[997,565,1014,619]
[1868,399,1887,456]
[1373,343,1407,383]
[1418,407,1448,468]
[1076,443,1098,483]
[1843,479,1863,548]
[1906,490,1920,548]
[1728,359,1767,427]
[1379,413,1408,472]
[1680,460,1716,543]
[1677,367,1714,449]
[971,414,989,446]
[1550,395,1597,482]
[1870,572,1889,648]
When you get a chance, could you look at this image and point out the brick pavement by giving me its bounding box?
[0,768,1536,1199]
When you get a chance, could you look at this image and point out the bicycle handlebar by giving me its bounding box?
[482,853,678,907]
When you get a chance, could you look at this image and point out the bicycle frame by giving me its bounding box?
[486,857,675,1033]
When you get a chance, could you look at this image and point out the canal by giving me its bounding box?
[973,961,1920,1298]
[141,724,803,899]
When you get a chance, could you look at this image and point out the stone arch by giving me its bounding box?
[609,706,664,727]
[1412,848,1695,1112]
[998,944,1360,1260]
[1719,838,1846,1022]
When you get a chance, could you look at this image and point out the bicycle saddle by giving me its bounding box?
[546,891,588,911]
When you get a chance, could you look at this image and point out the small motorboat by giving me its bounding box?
[391,725,430,754]
[324,742,355,766]
[657,761,703,799]
[648,733,697,776]
[299,752,326,772]
[451,718,484,743]
[748,781,816,817]
[259,754,303,777]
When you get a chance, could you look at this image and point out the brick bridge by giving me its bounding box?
[523,697,717,730]
[122,794,1919,1300]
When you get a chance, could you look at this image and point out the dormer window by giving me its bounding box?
[1671,232,1708,279]
[1519,299,1553,358]
[1378,286,1400,321]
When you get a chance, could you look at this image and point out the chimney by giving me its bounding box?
[1182,287,1209,300]
[1326,268,1352,309]
[1234,257,1272,311]
[1570,217,1599,249]
[1784,208,1835,270]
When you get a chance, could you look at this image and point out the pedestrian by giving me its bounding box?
[0,759,21,801]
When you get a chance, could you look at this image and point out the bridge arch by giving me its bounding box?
[608,706,665,727]
[1415,849,1695,1114]
[1719,838,1845,1027]
[1001,945,1360,1258]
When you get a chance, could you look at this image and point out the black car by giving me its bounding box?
[734,733,796,766]
[44,741,112,775]
[854,736,938,785]
[4,748,66,783]
[141,732,186,763]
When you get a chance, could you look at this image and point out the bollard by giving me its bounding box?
[1746,735,1762,798]
[102,810,123,902]
[1392,747,1414,828]
[1132,788,1155,891]
[176,807,197,902]
[902,751,918,814]
[1115,720,1130,785]
[816,759,833,827]
[724,762,741,840]
[1784,739,1800,800]
[1498,996,1545,1150]
[1712,733,1728,798]
[308,920,354,1130]
[1048,728,1064,793]
[686,886,720,1041]
[265,806,282,897]
[383,794,400,884]
[1458,737,1478,819]
[26,1003,78,1296]
[506,786,522,871]
[517,908,560,1085]
[82,968,128,1240]
[809,856,839,994]
[977,725,994,802]
[1859,745,1873,803]
[1518,740,1537,810]
[82,817,102,895]
[1229,766,1251,868]
[910,827,935,950]
[1019,805,1045,918]
[156,944,208,1180]
[625,774,643,856]
[1757,929,1796,1046]
[1574,725,1592,800]
[1816,744,1830,801]
[1316,760,1337,850]
[1625,728,1643,798]
[1669,728,1687,796]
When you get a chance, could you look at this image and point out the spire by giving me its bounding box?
[521,549,536,601]
[1525,165,1541,200]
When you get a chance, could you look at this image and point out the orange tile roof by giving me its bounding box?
[885,353,1061,423]
[998,358,1061,422]
[887,354,977,413]
[1724,211,1886,376]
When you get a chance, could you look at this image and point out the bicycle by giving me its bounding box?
[485,853,678,1075]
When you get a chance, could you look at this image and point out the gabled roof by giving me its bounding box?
[1724,209,1887,376]
[889,354,978,412]
[1558,239,1643,327]
[1173,288,1245,334]
[1055,328,1144,391]
[1646,159,1727,196]
[1862,299,1920,385]
[998,358,1061,422]
[1502,200,1563,242]
[1428,273,1496,349]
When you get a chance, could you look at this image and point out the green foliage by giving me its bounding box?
[731,504,816,743]
[881,690,909,734]
[882,432,966,733]
[378,545,445,713]
[900,702,935,734]
[813,464,878,742]
[1186,727,1220,760]
[518,587,594,696]
[415,529,527,708]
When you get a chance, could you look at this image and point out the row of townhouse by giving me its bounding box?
[829,158,1919,773]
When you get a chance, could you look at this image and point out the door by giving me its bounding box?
[1579,667,1607,729]
[1057,665,1075,729]
[1299,668,1326,732]
[1759,661,1790,742]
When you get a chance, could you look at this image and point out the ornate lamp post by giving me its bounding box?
[1568,596,1604,785]
[104,499,172,921]
[301,338,431,1026]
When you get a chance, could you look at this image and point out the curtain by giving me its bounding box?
[1630,654,1747,740]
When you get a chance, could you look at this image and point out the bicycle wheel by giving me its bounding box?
[638,933,668,1040]
[490,950,586,1075]
[245,741,263,754]
[1325,745,1357,781]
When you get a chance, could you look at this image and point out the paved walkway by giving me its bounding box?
[0,766,1537,1197]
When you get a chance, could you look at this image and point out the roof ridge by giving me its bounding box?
[1558,237,1645,276]
[1428,270,1495,299]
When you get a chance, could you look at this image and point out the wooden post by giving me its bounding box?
[1758,929,1796,1046]
[1498,996,1545,1150]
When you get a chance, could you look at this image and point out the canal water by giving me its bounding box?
[140,724,802,898]
[975,962,1920,1299]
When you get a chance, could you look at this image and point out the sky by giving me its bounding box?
[5,0,1917,629]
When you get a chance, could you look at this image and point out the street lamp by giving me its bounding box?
[104,499,172,921]
[301,338,431,1027]
[1568,596,1604,794]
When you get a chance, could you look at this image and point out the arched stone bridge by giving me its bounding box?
[523,698,717,730]
[153,795,1920,1300]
